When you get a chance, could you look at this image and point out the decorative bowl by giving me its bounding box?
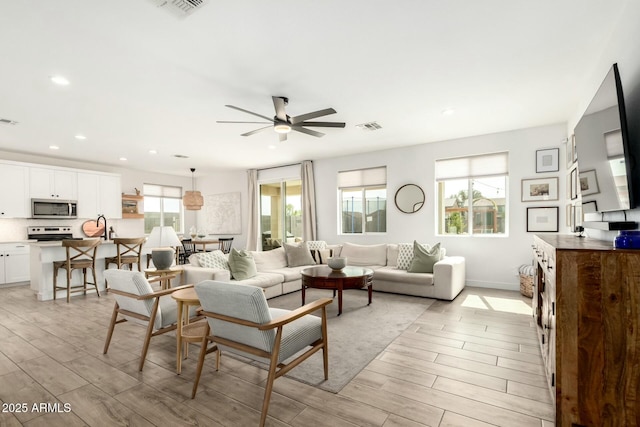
[327,257,347,271]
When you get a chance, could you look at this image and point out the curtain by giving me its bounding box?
[246,169,259,251]
[301,160,317,241]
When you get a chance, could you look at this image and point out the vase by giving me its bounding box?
[614,230,640,249]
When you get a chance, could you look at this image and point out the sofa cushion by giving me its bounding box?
[228,248,258,280]
[232,272,283,288]
[374,266,435,285]
[196,250,230,270]
[326,244,343,257]
[408,241,441,273]
[283,243,316,267]
[265,265,311,281]
[251,247,288,271]
[397,242,445,270]
[305,240,327,251]
[310,248,333,264]
[387,244,399,267]
[340,242,387,266]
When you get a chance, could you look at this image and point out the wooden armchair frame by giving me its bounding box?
[192,297,332,427]
[103,276,201,371]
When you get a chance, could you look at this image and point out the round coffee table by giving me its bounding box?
[301,265,373,315]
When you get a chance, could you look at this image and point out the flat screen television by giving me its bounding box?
[573,63,636,212]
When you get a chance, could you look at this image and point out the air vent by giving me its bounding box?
[0,118,18,125]
[148,0,208,17]
[173,154,189,158]
[356,121,382,131]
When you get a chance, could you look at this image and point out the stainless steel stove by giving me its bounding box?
[27,226,80,242]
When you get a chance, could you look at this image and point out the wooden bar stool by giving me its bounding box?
[105,237,146,272]
[53,239,102,303]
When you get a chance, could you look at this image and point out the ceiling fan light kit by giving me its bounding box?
[218,96,345,141]
[183,168,204,210]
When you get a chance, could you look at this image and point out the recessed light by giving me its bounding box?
[119,157,127,161]
[49,75,70,86]
[49,145,60,150]
[149,149,158,155]
[75,134,86,140]
[441,108,455,116]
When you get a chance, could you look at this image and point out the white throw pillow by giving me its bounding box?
[397,242,443,270]
[196,250,230,271]
[305,240,327,251]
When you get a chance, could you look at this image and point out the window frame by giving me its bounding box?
[338,166,387,235]
[143,184,184,235]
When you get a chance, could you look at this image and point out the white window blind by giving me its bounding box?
[143,184,182,198]
[435,152,509,181]
[338,166,387,188]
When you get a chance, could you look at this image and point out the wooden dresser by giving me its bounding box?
[532,234,640,426]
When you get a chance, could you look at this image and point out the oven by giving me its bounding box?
[27,226,79,242]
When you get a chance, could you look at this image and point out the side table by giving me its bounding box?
[171,287,207,374]
[144,266,183,290]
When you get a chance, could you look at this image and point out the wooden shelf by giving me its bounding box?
[122,194,144,218]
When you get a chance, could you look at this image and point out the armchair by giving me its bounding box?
[102,269,200,371]
[192,280,332,427]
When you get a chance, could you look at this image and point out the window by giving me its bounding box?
[260,179,302,251]
[143,184,183,234]
[338,166,387,234]
[436,152,508,236]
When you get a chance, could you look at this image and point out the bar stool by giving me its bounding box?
[105,237,146,272]
[53,239,102,303]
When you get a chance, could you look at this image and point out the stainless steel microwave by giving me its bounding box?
[31,199,78,219]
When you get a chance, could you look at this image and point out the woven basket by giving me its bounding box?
[519,274,534,298]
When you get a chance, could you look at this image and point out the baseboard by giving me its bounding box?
[465,280,519,292]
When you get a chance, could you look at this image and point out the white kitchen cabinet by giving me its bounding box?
[0,163,30,218]
[30,167,77,200]
[0,243,30,284]
[77,172,122,219]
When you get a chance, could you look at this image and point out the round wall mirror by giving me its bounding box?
[395,184,425,213]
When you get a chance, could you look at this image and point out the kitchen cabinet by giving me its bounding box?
[0,163,30,218]
[533,234,640,426]
[77,172,122,219]
[0,243,30,284]
[30,167,77,200]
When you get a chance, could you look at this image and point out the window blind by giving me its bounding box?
[143,184,182,198]
[435,152,508,181]
[338,166,387,188]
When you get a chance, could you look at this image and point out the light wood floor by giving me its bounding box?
[0,285,554,426]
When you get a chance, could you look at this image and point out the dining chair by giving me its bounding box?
[53,238,102,303]
[192,280,332,427]
[217,237,234,254]
[179,238,196,264]
[105,237,146,272]
[103,269,201,371]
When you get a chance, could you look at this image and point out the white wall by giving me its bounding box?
[313,123,567,290]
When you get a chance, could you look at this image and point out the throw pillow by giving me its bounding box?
[310,248,333,264]
[196,250,230,270]
[305,240,327,251]
[408,241,441,273]
[283,242,316,267]
[397,243,414,270]
[228,248,258,280]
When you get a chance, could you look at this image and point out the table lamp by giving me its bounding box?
[146,226,182,270]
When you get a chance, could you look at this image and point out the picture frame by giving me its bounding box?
[574,203,583,231]
[521,177,559,202]
[579,169,600,196]
[566,203,572,227]
[572,134,578,163]
[582,200,598,214]
[568,204,575,231]
[536,148,560,173]
[566,136,575,169]
[527,207,559,232]
[570,168,578,200]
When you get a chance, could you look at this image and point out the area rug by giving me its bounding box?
[263,289,435,393]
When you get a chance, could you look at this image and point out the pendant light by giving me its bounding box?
[183,168,204,210]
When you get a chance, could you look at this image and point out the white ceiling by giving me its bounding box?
[0,0,628,177]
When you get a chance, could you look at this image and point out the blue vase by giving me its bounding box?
[614,230,640,249]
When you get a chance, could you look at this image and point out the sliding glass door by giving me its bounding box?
[260,179,302,251]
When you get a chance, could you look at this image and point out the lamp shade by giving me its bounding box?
[146,226,182,270]
[183,190,204,210]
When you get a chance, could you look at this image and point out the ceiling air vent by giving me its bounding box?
[356,121,382,131]
[0,118,18,125]
[148,0,208,17]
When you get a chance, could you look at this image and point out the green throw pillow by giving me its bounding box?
[407,241,441,273]
[228,248,258,280]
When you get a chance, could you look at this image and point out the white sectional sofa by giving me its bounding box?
[182,241,466,301]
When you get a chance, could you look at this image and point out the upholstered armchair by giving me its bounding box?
[192,280,332,427]
[102,269,200,371]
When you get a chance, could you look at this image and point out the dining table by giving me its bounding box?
[192,238,220,252]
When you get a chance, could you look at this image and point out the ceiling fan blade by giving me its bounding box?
[292,126,325,138]
[297,121,346,128]
[241,126,272,137]
[217,121,271,124]
[225,105,274,122]
[291,108,336,124]
[279,133,287,142]
[272,96,287,121]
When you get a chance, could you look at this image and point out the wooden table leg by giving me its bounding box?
[337,282,343,316]
[301,284,306,306]
[367,281,372,305]
[176,300,184,374]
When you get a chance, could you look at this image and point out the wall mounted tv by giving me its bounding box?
[573,63,636,212]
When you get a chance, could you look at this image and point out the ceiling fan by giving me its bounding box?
[217,96,346,142]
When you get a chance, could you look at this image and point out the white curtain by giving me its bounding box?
[246,169,259,251]
[301,160,317,241]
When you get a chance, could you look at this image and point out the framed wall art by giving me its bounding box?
[579,169,600,196]
[570,168,578,200]
[522,177,559,202]
[527,207,559,232]
[536,148,560,173]
[582,200,598,214]
[566,136,575,169]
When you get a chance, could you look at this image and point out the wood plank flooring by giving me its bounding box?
[0,285,553,426]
